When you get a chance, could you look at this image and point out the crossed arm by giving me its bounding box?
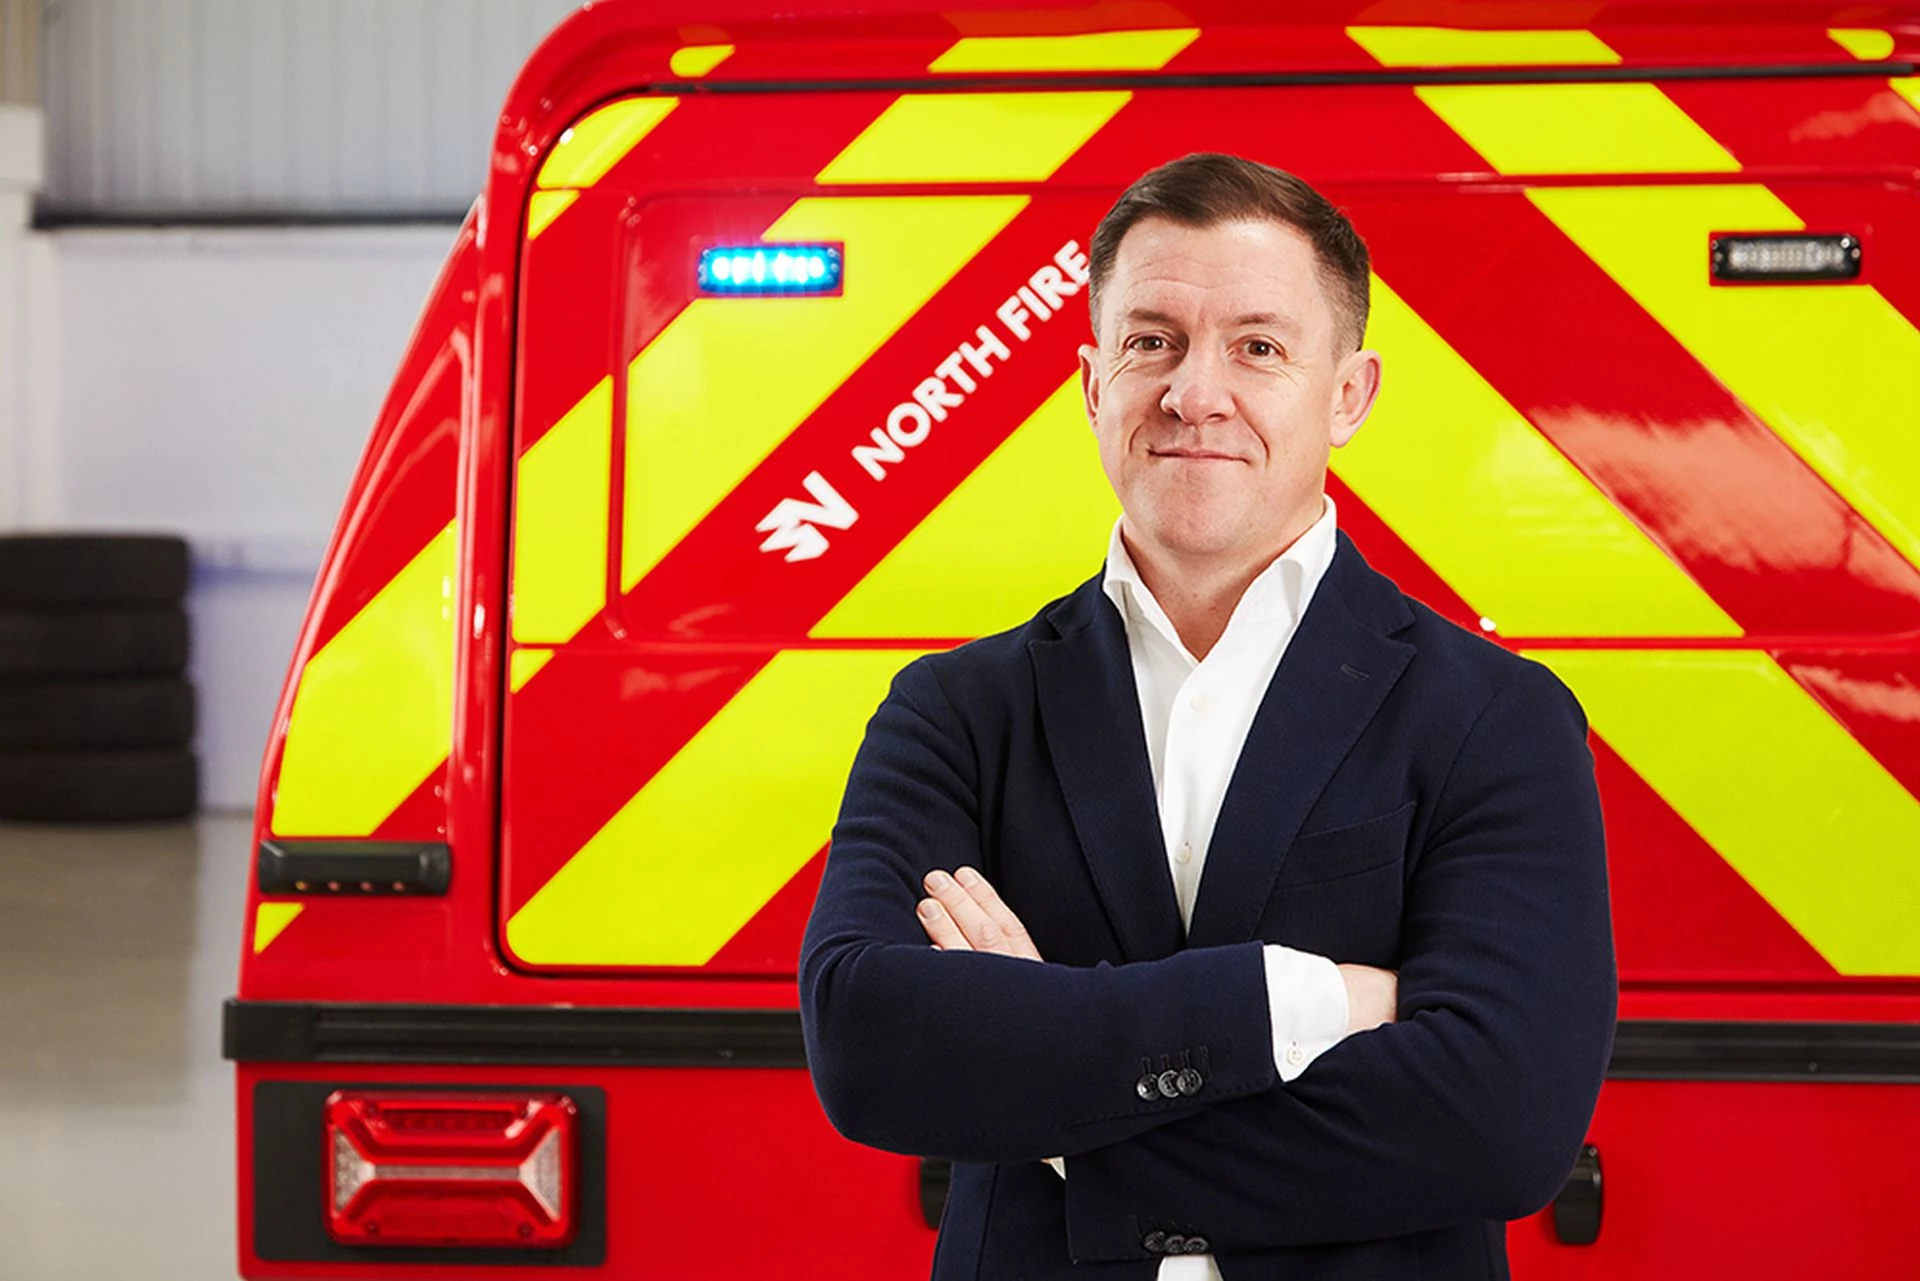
[914,864,1400,1037]
[799,656,1615,1252]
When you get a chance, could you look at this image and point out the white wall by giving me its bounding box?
[0,103,46,526]
[9,223,461,810]
[41,0,577,217]
[8,1,555,812]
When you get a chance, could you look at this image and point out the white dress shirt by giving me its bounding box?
[1058,497,1351,1281]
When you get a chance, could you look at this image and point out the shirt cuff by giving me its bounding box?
[1262,944,1349,1082]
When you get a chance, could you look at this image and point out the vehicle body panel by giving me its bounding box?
[233,2,1920,1275]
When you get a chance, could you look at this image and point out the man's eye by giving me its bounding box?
[1127,335,1167,352]
[1245,339,1279,358]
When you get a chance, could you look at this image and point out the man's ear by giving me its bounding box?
[1078,342,1103,428]
[1329,348,1382,449]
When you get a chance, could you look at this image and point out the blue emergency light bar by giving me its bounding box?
[698,243,843,295]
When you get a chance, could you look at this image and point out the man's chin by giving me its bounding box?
[1132,521,1252,566]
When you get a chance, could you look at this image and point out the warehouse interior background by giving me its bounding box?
[1,4,578,1277]
[3,0,584,811]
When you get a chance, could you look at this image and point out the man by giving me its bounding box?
[799,153,1615,1280]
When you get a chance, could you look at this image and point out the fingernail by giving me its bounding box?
[918,898,941,919]
[925,871,951,890]
[955,866,980,887]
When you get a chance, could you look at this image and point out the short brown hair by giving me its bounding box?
[1087,152,1371,352]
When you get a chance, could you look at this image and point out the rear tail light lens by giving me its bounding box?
[323,1092,578,1248]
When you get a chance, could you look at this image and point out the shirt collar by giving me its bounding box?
[1101,495,1339,659]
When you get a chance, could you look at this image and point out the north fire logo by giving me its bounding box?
[755,471,860,562]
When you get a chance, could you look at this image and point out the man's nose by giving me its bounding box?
[1159,345,1234,425]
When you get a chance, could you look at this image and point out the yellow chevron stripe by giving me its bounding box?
[1414,83,1740,174]
[273,522,458,837]
[815,92,1131,184]
[1349,27,1619,66]
[512,377,612,643]
[670,44,734,77]
[1534,648,1920,975]
[929,29,1198,72]
[1829,28,1895,60]
[1397,79,1920,975]
[252,902,302,955]
[505,648,921,966]
[536,98,678,190]
[814,376,1117,638]
[509,647,553,693]
[621,195,1028,591]
[1892,78,1920,113]
[526,190,579,240]
[1530,184,1920,573]
[1333,277,1739,638]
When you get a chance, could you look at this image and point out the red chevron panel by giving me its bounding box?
[1352,187,1920,639]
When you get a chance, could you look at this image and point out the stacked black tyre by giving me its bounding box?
[0,535,198,821]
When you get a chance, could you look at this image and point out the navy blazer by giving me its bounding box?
[800,534,1616,1280]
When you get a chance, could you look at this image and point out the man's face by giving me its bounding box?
[1079,216,1381,572]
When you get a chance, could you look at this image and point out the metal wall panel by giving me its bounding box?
[2,0,40,106]
[40,0,579,217]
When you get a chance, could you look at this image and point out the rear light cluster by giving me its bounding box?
[324,1092,579,1248]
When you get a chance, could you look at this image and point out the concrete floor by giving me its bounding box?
[0,815,251,1280]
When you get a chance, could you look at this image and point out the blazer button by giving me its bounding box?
[1163,1235,1188,1254]
[1142,1231,1167,1254]
[1157,1069,1182,1099]
[1136,1074,1161,1101]
[1176,1067,1204,1095]
[1185,1235,1211,1254]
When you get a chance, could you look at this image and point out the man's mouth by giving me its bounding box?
[1148,448,1242,462]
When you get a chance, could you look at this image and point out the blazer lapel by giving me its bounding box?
[1029,578,1185,963]
[1186,537,1417,949]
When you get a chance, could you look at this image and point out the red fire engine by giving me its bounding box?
[226,1,1920,1275]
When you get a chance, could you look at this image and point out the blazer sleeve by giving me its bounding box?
[1061,660,1617,1257]
[799,657,1280,1165]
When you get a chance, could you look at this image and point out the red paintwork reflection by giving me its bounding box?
[1355,186,1920,640]
[1779,651,1920,797]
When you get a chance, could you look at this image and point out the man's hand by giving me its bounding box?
[917,867,1045,961]
[1337,963,1398,1034]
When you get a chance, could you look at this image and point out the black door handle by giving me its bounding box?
[1553,1144,1603,1245]
[919,1157,951,1230]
